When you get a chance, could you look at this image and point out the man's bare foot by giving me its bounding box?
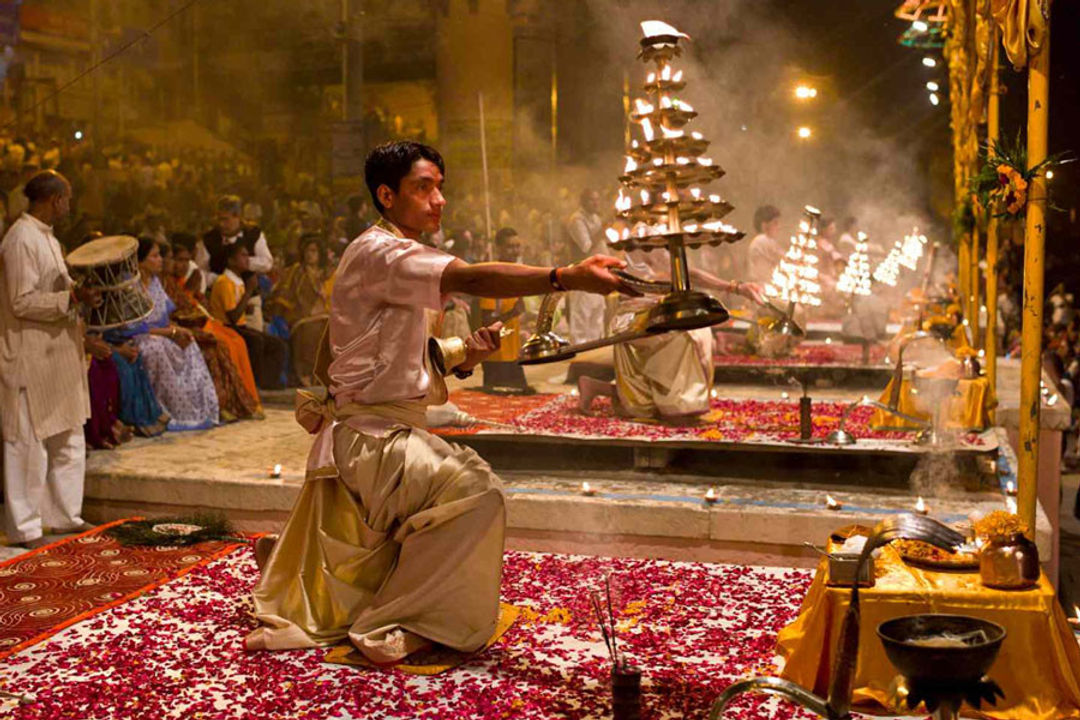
[577,376,614,415]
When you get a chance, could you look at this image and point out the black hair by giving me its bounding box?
[495,227,519,245]
[364,141,445,214]
[753,205,781,233]
[136,236,158,262]
[298,232,326,268]
[24,170,68,204]
[170,232,198,254]
[224,241,249,262]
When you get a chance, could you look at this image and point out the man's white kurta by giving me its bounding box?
[0,213,89,442]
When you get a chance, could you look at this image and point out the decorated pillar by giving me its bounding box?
[984,30,1000,412]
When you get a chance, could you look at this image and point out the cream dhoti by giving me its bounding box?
[246,378,505,661]
[612,298,715,419]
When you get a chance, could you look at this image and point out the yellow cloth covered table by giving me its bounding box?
[871,376,996,431]
[777,546,1080,719]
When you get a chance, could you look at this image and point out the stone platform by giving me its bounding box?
[81,407,1049,569]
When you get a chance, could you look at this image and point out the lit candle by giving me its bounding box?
[660,65,671,81]
[581,481,596,497]
[689,187,702,200]
[270,464,282,479]
[780,391,790,400]
[825,494,842,511]
[704,487,717,504]
[914,496,928,515]
[672,69,683,82]
[1005,480,1017,496]
[605,228,620,243]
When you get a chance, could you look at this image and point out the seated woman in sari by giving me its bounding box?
[83,332,133,449]
[162,239,261,421]
[267,233,331,387]
[103,333,170,438]
[109,237,219,431]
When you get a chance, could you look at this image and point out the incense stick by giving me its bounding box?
[606,573,620,669]
[590,590,615,662]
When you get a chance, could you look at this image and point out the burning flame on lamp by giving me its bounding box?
[641,118,655,142]
[605,227,620,244]
[825,495,842,511]
[270,464,282,479]
[634,98,654,115]
[640,189,650,204]
[623,156,638,174]
[581,481,596,496]
[1005,480,1017,496]
[914,496,928,515]
[705,487,717,504]
[660,65,672,81]
[615,189,632,212]
[661,125,685,140]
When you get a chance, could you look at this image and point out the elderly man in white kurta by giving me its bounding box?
[0,171,95,548]
[246,141,633,665]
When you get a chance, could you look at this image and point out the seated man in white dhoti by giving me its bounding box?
[245,141,634,664]
[579,248,763,422]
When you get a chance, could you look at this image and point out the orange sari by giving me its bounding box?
[164,276,262,413]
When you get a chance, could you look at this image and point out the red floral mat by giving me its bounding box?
[0,519,247,661]
[437,392,915,444]
[436,389,558,435]
[715,342,888,367]
[0,547,834,719]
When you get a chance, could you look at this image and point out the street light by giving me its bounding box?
[926,81,939,92]
[794,84,818,100]
[929,92,940,106]
[797,126,812,139]
[922,56,937,68]
[1046,170,1054,180]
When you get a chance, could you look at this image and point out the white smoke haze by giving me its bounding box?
[567,0,938,252]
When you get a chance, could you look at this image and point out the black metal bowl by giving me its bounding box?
[877,614,1005,685]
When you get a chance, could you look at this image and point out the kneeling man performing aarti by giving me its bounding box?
[245,141,636,663]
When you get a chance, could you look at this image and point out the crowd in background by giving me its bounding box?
[0,129,1057,459]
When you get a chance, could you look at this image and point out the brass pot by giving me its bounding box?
[979,532,1039,590]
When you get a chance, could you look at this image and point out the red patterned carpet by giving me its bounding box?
[715,342,888,367]
[435,390,916,443]
[0,520,246,661]
[0,545,828,719]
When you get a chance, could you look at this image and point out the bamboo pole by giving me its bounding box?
[985,32,1000,412]
[1018,25,1051,538]
[478,92,493,254]
[958,236,971,317]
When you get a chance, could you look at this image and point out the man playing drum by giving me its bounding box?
[246,141,634,663]
[0,170,100,548]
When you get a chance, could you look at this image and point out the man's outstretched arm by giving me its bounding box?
[440,254,639,299]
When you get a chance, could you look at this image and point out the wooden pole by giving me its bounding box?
[478,92,493,254]
[1018,22,1051,538]
[958,235,971,319]
[985,32,1001,412]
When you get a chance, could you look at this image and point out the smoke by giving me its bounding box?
[570,0,937,250]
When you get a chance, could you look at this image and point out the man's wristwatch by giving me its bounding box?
[549,266,568,292]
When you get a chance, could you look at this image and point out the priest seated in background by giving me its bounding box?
[245,140,634,665]
[578,248,763,422]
